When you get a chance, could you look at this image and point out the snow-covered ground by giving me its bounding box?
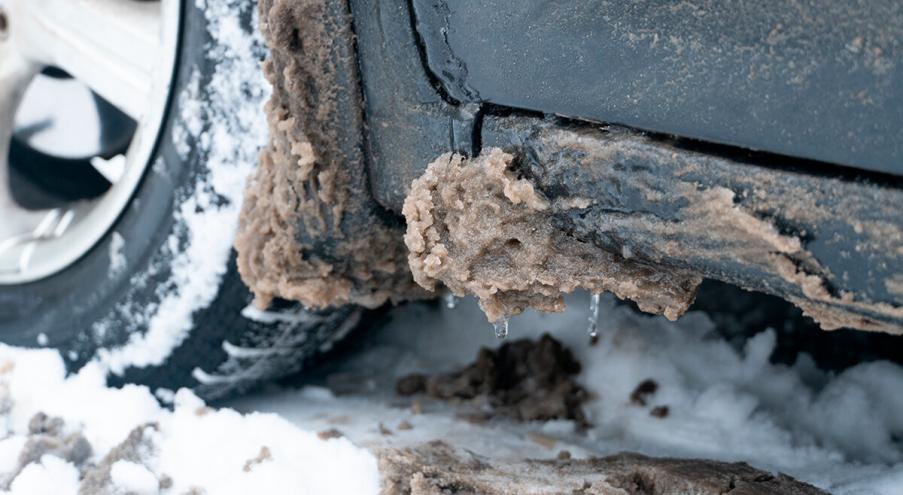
[0,294,901,494]
[0,349,378,494]
[231,294,903,494]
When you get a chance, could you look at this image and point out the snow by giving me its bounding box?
[5,349,159,456]
[240,304,325,325]
[3,456,80,495]
[0,437,25,475]
[0,294,902,492]
[232,293,903,494]
[0,345,380,494]
[94,0,271,375]
[109,461,158,495]
[107,231,126,277]
[153,391,379,495]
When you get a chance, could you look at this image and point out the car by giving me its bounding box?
[1,0,901,399]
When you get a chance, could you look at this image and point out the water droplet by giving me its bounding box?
[444,292,458,309]
[493,318,509,340]
[587,293,600,339]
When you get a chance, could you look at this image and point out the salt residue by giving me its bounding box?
[95,0,271,373]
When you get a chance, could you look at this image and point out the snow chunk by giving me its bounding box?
[152,391,379,495]
[108,232,126,277]
[0,438,26,475]
[110,461,158,495]
[2,348,161,456]
[0,346,379,494]
[235,293,903,495]
[3,456,79,495]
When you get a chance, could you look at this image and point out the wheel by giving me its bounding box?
[0,0,360,399]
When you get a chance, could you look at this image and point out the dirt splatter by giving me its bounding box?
[650,405,670,419]
[486,119,903,334]
[397,334,590,425]
[317,428,345,440]
[242,446,273,473]
[379,440,829,495]
[396,374,427,396]
[769,253,903,333]
[236,0,425,311]
[402,148,701,323]
[238,0,901,334]
[629,379,658,407]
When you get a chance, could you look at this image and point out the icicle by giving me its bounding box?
[587,293,600,339]
[493,317,509,340]
[444,292,458,309]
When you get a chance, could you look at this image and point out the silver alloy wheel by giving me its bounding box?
[0,0,180,284]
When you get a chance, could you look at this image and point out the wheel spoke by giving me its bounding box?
[0,206,81,276]
[14,0,164,121]
[90,154,127,183]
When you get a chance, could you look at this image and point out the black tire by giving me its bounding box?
[0,0,359,400]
